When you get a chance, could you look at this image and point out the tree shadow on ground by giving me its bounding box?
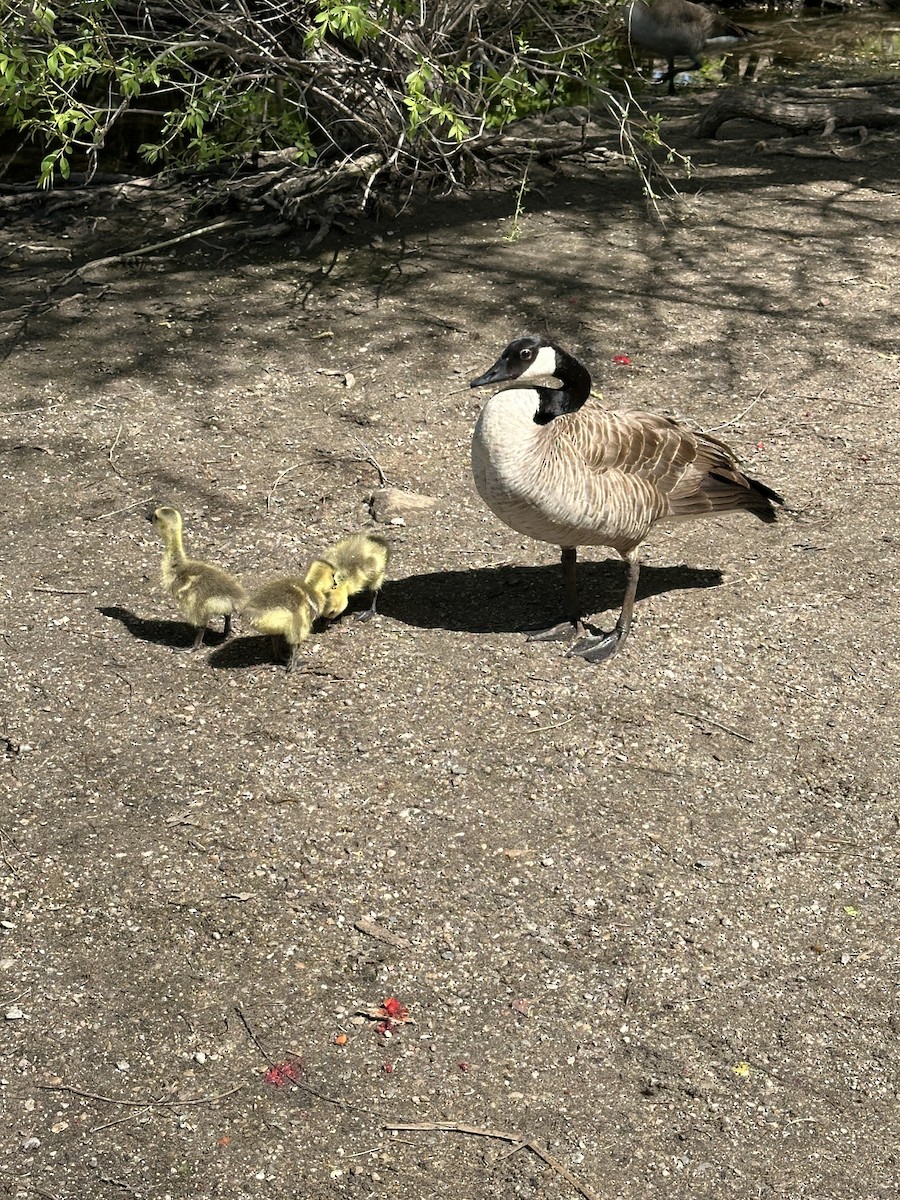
[377,561,723,635]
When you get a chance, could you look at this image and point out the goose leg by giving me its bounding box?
[666,55,677,95]
[568,553,640,664]
[269,634,286,667]
[527,547,587,642]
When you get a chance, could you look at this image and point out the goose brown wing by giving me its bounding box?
[664,424,782,521]
[561,408,780,522]
[562,408,704,492]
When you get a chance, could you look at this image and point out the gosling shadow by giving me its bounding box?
[97,605,230,650]
[379,561,723,635]
[207,635,284,671]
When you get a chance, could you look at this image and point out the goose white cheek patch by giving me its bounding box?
[520,344,559,379]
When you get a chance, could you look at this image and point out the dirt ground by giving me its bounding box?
[1,100,898,1200]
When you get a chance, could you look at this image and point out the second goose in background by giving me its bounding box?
[626,0,757,95]
[148,506,247,650]
[470,335,783,664]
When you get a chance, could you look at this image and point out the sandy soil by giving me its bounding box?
[1,102,898,1200]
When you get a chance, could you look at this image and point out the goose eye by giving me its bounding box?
[520,348,534,361]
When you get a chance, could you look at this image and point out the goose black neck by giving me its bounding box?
[533,348,592,425]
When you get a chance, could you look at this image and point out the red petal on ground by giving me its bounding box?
[381,997,410,1021]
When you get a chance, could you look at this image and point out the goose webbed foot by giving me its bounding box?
[526,618,587,643]
[568,628,627,664]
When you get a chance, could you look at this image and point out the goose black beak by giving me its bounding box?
[470,359,511,389]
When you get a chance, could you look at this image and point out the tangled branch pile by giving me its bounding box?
[1,0,631,220]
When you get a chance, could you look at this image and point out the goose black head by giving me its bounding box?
[470,335,592,425]
[470,335,559,389]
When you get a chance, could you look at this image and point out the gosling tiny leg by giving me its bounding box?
[354,590,379,623]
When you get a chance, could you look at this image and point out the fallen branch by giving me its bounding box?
[696,84,900,139]
[57,219,245,287]
[384,1121,602,1200]
[88,497,153,521]
[37,1081,246,1109]
[33,586,90,595]
[354,916,410,948]
[265,463,300,512]
[673,710,755,744]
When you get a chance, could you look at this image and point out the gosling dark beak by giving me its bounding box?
[146,508,157,523]
[470,358,511,389]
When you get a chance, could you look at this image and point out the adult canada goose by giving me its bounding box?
[470,335,783,664]
[306,533,391,621]
[625,0,756,95]
[148,506,246,650]
[242,575,331,673]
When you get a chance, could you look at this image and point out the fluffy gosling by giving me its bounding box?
[242,570,334,673]
[148,506,246,650]
[306,532,390,621]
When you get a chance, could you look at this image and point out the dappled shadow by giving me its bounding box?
[3,113,898,418]
[97,605,229,650]
[379,561,723,635]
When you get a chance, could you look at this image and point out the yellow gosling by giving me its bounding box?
[148,506,246,650]
[309,532,390,621]
[243,577,325,673]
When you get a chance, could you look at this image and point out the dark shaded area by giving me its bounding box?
[99,562,723,664]
[208,633,287,670]
[378,561,724,634]
[98,605,229,649]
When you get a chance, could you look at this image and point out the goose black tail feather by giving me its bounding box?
[709,470,784,523]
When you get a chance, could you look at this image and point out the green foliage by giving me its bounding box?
[306,0,382,48]
[404,62,471,142]
[0,0,620,188]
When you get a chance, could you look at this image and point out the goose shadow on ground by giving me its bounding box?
[99,605,341,672]
[376,560,724,635]
[98,561,722,665]
[208,634,293,671]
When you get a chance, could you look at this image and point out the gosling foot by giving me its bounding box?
[180,627,207,652]
[567,629,627,664]
[354,606,377,624]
